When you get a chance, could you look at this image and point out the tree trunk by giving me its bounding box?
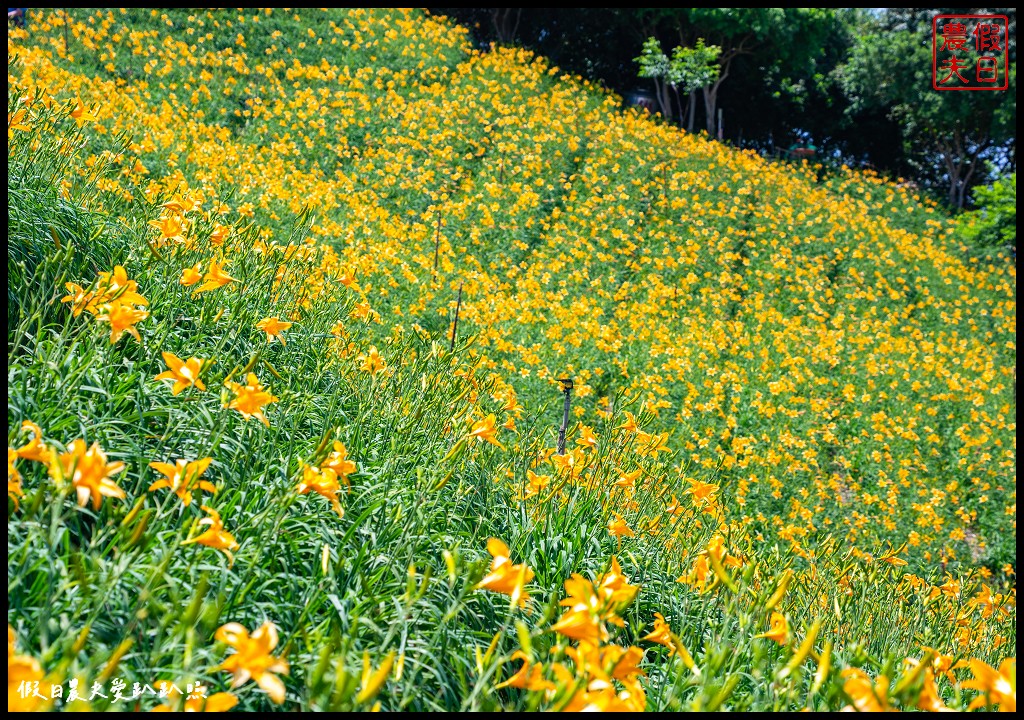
[702,45,743,136]
[955,167,968,209]
[958,140,985,209]
[941,128,988,210]
[703,85,716,136]
[687,90,696,132]
[490,8,521,45]
[942,145,961,209]
[657,81,672,122]
[703,59,732,136]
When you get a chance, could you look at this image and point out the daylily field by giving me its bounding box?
[6,8,1016,712]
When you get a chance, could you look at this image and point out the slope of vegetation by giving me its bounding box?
[7,9,1015,712]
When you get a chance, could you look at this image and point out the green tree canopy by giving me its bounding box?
[433,7,1016,202]
[635,37,720,129]
[839,9,1016,208]
[961,172,1016,251]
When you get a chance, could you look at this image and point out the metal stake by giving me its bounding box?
[450,282,463,352]
[433,213,441,273]
[557,378,573,455]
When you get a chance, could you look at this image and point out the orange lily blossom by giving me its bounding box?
[755,612,789,645]
[644,432,671,457]
[841,668,893,712]
[15,420,52,464]
[560,678,645,713]
[468,414,504,449]
[914,667,950,712]
[551,577,607,645]
[643,612,675,655]
[350,301,374,321]
[210,223,231,246]
[320,441,357,486]
[358,345,387,375]
[193,259,237,295]
[8,107,30,135]
[685,477,719,506]
[920,646,967,682]
[255,317,293,345]
[148,457,215,506]
[70,97,96,125]
[96,301,149,344]
[596,557,639,614]
[551,446,587,478]
[182,506,239,564]
[523,469,550,499]
[617,411,638,434]
[8,448,23,508]
[608,513,635,540]
[149,214,185,245]
[963,658,1016,712]
[160,193,200,214]
[49,439,127,510]
[215,621,289,704]
[615,468,642,490]
[8,625,49,712]
[224,373,278,427]
[576,424,598,448]
[496,650,554,691]
[155,352,208,395]
[60,281,97,317]
[679,553,712,593]
[295,465,344,517]
[61,266,148,317]
[566,643,645,685]
[180,264,203,286]
[96,266,149,307]
[475,538,534,607]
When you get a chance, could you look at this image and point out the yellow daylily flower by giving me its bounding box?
[475,538,534,607]
[755,612,789,645]
[148,457,215,506]
[155,352,208,395]
[183,506,240,565]
[215,622,289,704]
[224,373,278,427]
[255,317,293,345]
[49,439,127,510]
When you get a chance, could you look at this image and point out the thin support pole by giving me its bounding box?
[450,282,463,352]
[433,213,441,273]
[557,378,573,455]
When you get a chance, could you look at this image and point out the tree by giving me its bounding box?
[488,8,522,45]
[434,7,1018,195]
[839,9,1017,209]
[678,9,834,137]
[961,173,1016,252]
[434,8,838,148]
[635,38,721,130]
[671,40,721,132]
[635,37,673,121]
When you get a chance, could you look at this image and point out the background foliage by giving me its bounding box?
[434,7,1017,210]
